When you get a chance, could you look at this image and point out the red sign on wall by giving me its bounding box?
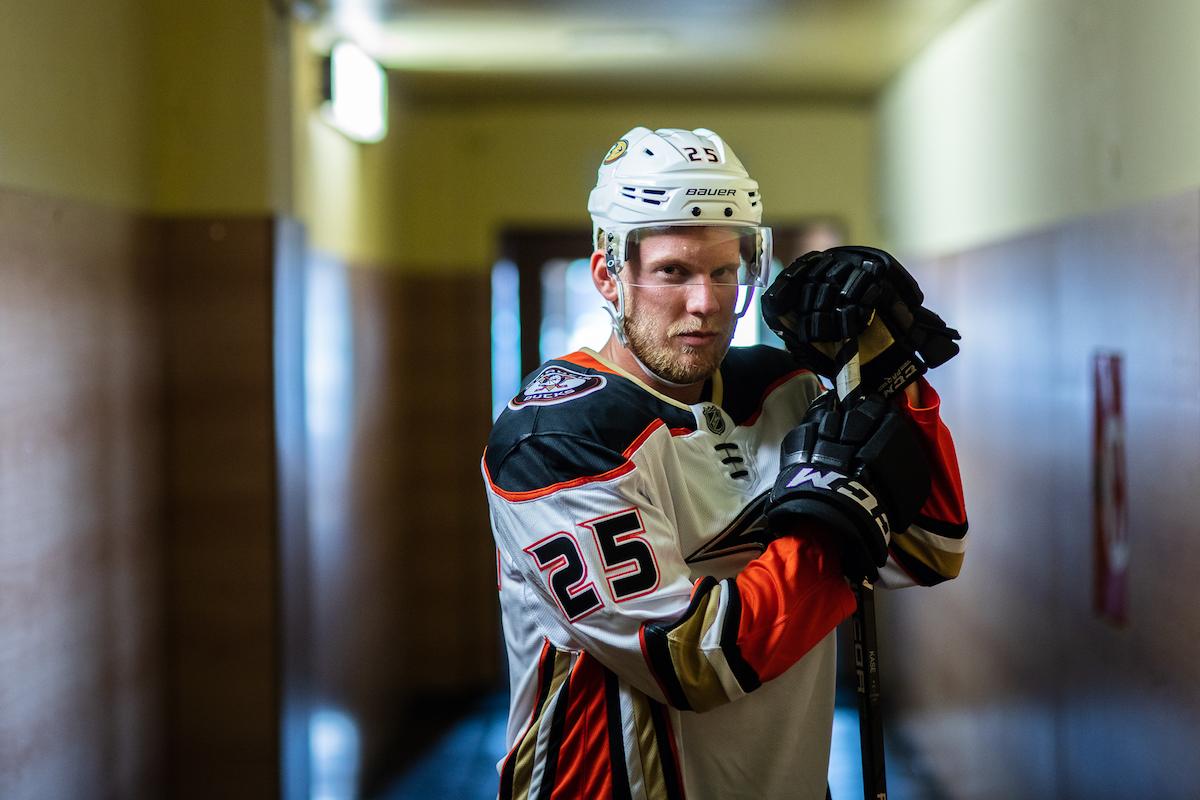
[1093,352,1129,626]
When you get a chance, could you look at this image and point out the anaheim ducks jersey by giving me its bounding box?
[482,345,967,800]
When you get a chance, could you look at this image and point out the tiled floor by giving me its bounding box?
[375,692,947,800]
[375,692,510,800]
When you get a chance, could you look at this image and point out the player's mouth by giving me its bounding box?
[675,330,720,347]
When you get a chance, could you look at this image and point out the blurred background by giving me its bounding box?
[2,0,1198,798]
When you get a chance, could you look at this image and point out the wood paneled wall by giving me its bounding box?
[0,184,500,800]
[306,259,500,792]
[160,218,282,799]
[881,191,1200,799]
[381,272,498,693]
[0,194,291,799]
[0,189,164,799]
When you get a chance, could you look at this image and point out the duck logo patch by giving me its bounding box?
[603,138,628,164]
[510,366,606,409]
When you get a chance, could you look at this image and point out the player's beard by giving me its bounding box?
[622,294,734,385]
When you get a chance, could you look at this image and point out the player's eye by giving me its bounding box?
[656,265,688,284]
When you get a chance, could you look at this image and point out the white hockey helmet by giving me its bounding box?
[588,127,772,340]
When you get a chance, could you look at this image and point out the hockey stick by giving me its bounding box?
[851,581,886,800]
[836,351,888,800]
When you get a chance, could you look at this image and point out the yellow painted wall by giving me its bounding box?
[878,0,1200,257]
[0,0,287,214]
[295,44,878,271]
[0,0,152,208]
[148,0,290,214]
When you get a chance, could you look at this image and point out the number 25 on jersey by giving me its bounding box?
[522,507,661,622]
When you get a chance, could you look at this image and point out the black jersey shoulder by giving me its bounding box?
[719,345,817,425]
[485,353,696,495]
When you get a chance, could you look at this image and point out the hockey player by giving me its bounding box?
[482,126,967,800]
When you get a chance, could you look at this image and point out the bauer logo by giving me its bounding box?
[685,188,737,196]
[509,366,606,409]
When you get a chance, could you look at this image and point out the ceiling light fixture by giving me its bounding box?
[321,41,388,144]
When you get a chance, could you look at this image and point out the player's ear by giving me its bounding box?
[591,249,619,304]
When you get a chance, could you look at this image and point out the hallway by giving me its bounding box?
[6,2,1200,799]
[376,693,948,800]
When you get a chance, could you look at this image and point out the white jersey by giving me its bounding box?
[482,346,967,800]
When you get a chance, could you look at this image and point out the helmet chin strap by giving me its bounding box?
[604,278,707,390]
[604,277,630,347]
[629,349,696,389]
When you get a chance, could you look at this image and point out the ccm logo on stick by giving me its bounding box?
[785,467,892,537]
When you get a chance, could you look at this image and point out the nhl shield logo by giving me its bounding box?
[702,404,727,435]
[509,365,606,409]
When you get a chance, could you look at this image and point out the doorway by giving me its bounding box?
[491,221,845,415]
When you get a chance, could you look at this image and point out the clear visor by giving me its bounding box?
[606,224,773,289]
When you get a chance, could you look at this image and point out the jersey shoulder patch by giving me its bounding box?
[509,364,606,409]
[485,352,694,498]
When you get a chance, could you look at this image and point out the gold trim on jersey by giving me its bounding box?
[581,346,725,413]
[510,649,571,800]
[893,531,964,579]
[660,583,735,712]
[710,368,724,407]
[631,692,671,800]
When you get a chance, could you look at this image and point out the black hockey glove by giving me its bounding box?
[761,246,961,401]
[766,392,931,583]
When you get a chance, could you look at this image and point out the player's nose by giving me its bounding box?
[683,277,722,316]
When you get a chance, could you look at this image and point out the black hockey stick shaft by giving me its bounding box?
[852,581,887,800]
[836,347,887,800]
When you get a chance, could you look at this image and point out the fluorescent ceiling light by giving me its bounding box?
[322,41,388,143]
